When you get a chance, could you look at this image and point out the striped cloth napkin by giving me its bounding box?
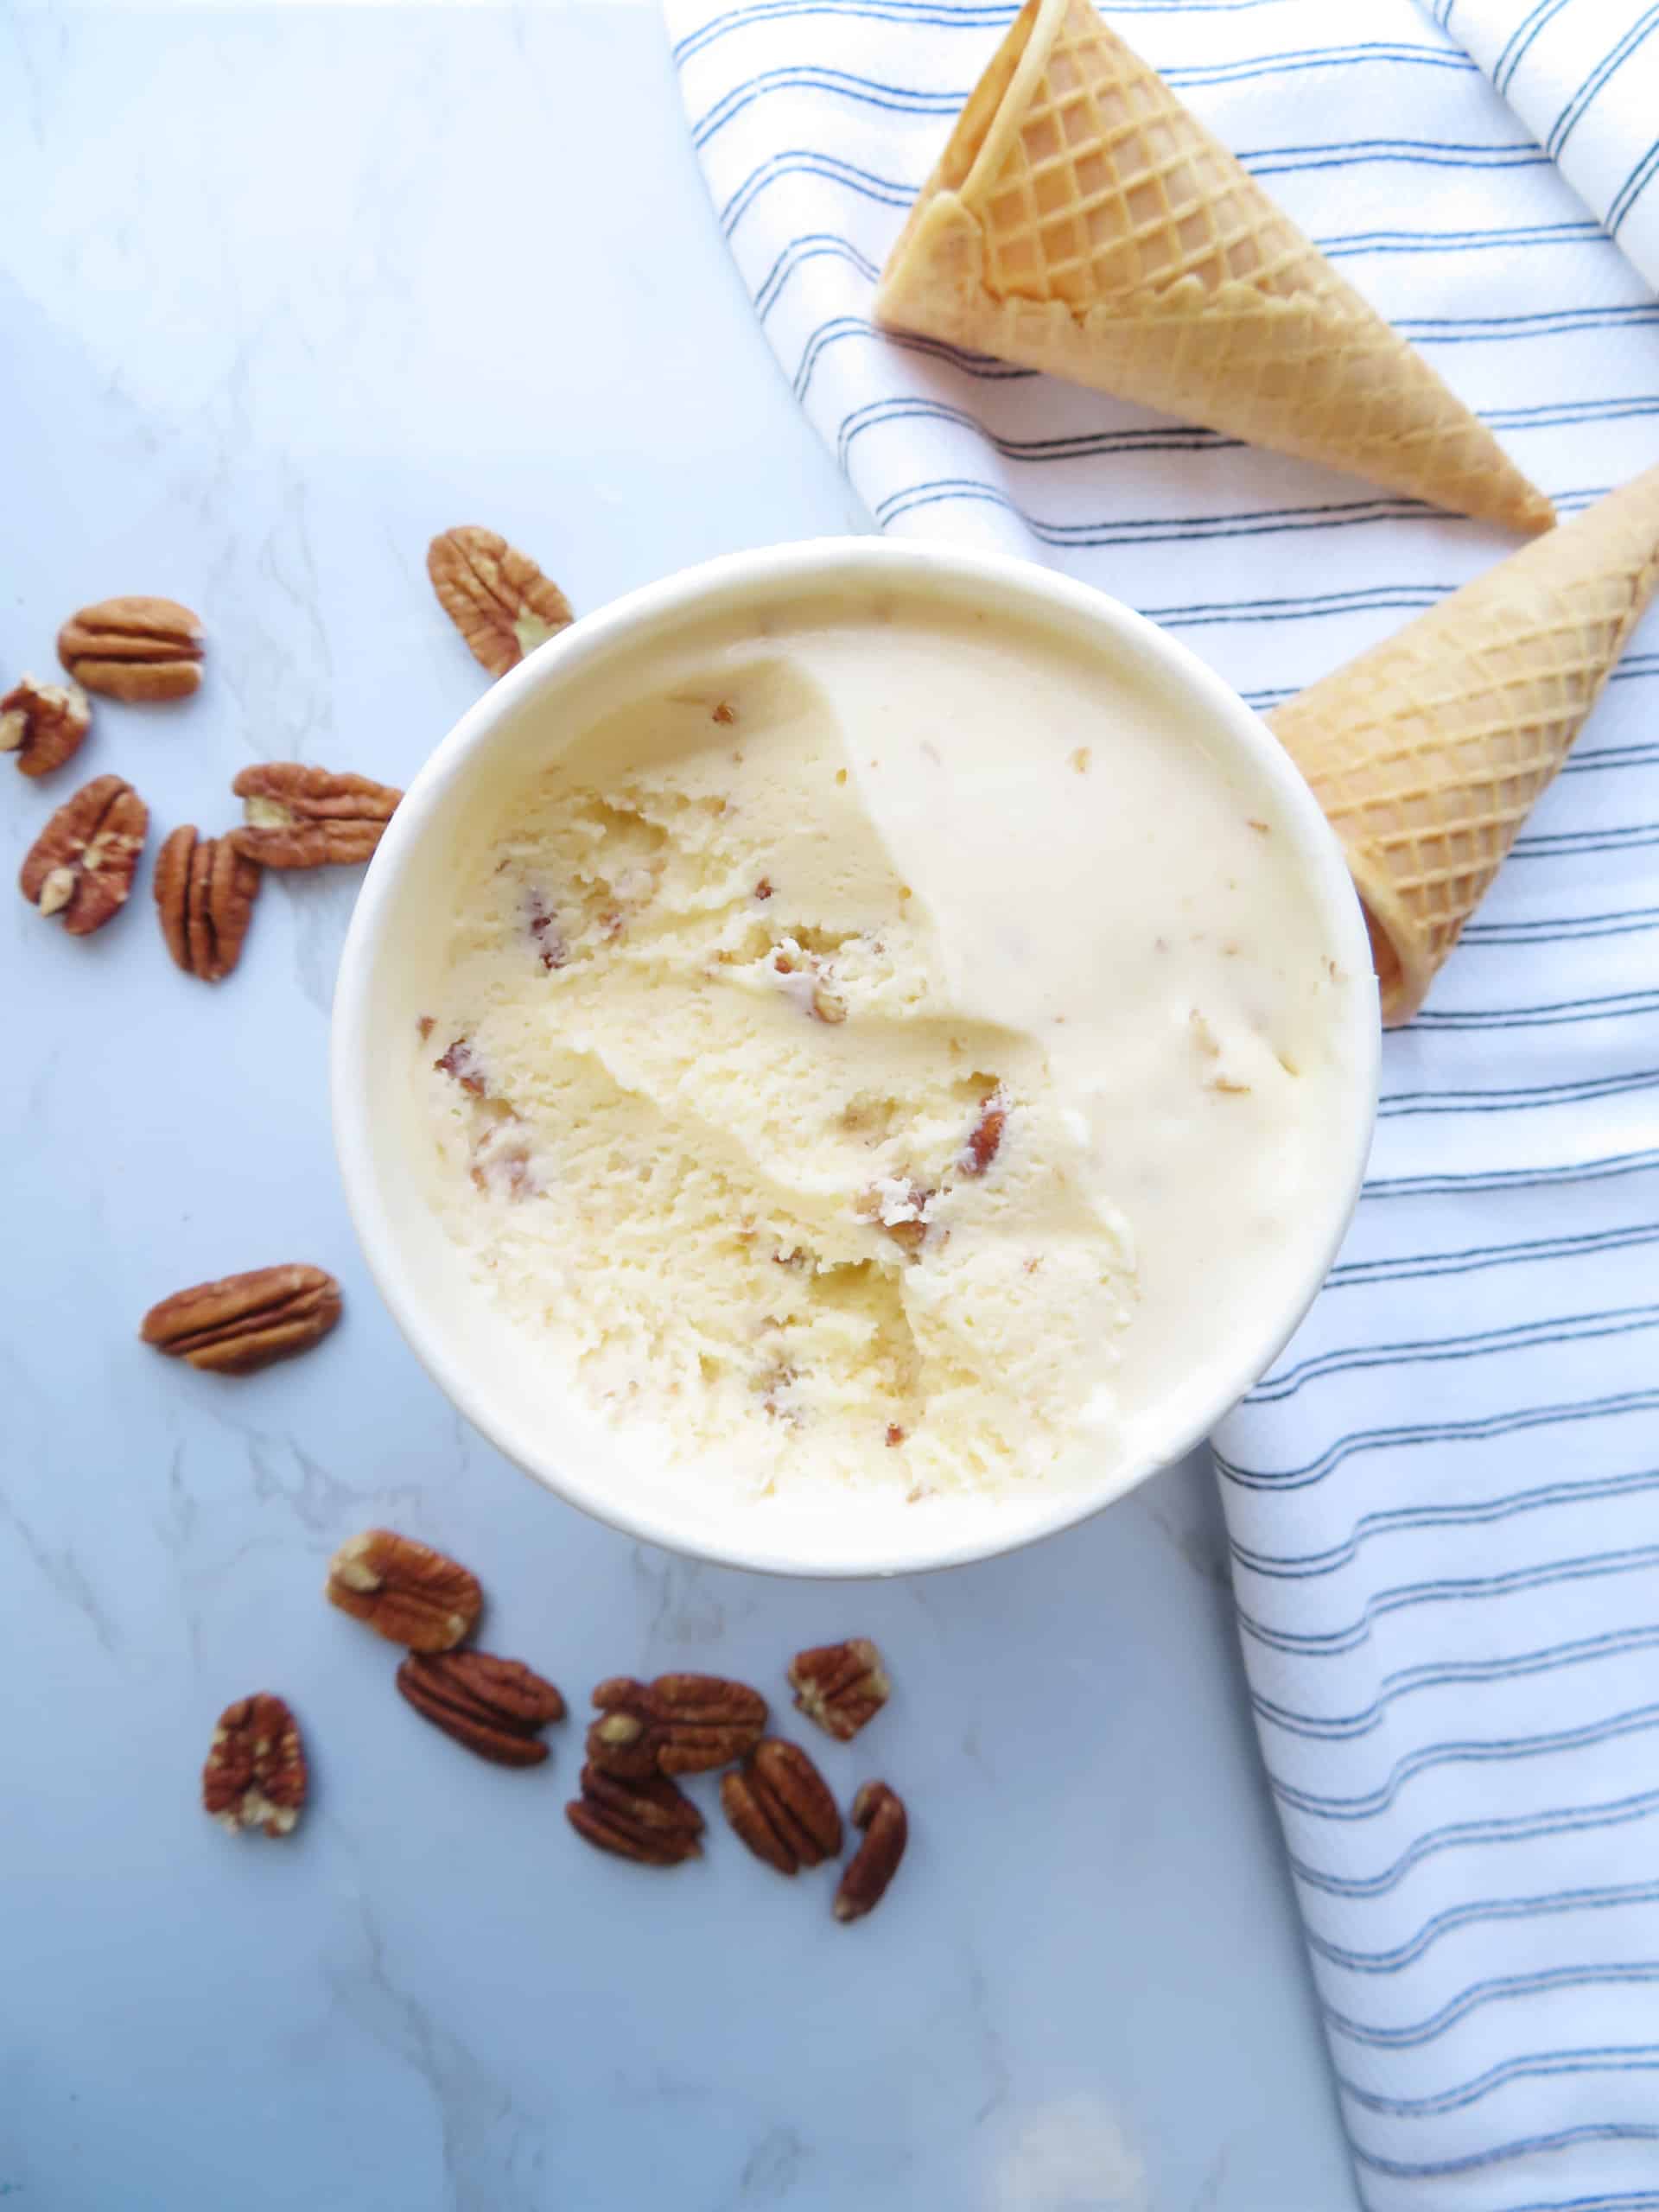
[1430,0,1659,291]
[664,1,1659,2202]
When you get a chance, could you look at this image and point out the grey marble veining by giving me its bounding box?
[1,6,1357,2208]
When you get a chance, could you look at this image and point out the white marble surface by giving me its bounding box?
[0,7,1358,2208]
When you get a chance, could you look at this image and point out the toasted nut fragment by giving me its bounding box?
[154,824,262,982]
[585,1674,767,1779]
[721,1738,843,1874]
[142,1263,340,1376]
[833,1781,908,1923]
[788,1637,891,1743]
[326,1529,482,1652]
[58,595,204,702]
[566,1761,704,1866]
[428,525,574,678]
[19,773,148,935]
[1,674,91,776]
[960,1093,1007,1177]
[201,1693,307,1838]
[435,1035,488,1095]
[397,1650,565,1767]
[524,886,566,971]
[230,763,402,868]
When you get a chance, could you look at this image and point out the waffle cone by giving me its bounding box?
[1270,464,1659,1024]
[875,0,1552,533]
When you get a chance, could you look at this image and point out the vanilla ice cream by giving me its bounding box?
[408,585,1363,1510]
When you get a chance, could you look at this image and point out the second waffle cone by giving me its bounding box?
[1271,464,1659,1024]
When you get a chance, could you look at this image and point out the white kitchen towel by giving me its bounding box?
[1428,0,1659,291]
[664,2,1659,2204]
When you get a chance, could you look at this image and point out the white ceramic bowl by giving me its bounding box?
[333,538,1378,1578]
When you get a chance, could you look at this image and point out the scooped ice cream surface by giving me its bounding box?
[414,588,1363,1506]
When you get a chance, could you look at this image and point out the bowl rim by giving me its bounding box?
[333,535,1379,1579]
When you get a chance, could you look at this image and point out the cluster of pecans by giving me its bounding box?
[101,531,583,1376]
[206,1529,909,1923]
[11,528,570,980]
[8,594,404,976]
[33,535,915,1921]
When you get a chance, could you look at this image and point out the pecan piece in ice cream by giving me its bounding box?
[959,1090,1008,1177]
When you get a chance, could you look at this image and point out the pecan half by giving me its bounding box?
[202,1693,307,1838]
[20,774,148,936]
[428,526,574,678]
[141,1263,341,1375]
[586,1674,767,1778]
[57,595,204,702]
[0,674,91,776]
[397,1650,565,1767]
[229,764,402,868]
[154,825,262,982]
[566,1762,704,1866]
[326,1529,481,1652]
[833,1781,908,1923]
[788,1637,891,1743]
[721,1738,842,1874]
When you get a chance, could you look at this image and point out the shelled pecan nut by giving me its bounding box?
[427,525,574,678]
[154,824,262,982]
[58,595,204,702]
[141,1263,341,1375]
[19,773,148,935]
[720,1738,843,1875]
[325,1529,482,1652]
[585,1673,767,1778]
[787,1637,891,1743]
[833,1782,908,1923]
[229,763,402,868]
[201,1693,307,1838]
[566,1761,704,1866]
[0,674,91,776]
[397,1650,565,1767]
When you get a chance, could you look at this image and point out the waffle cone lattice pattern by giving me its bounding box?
[1271,463,1659,1021]
[876,0,1553,532]
[976,3,1320,310]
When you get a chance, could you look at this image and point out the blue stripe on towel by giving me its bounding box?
[666,0,1659,2192]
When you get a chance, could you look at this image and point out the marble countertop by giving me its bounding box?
[2,6,1357,2208]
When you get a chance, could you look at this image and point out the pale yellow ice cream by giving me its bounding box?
[413,588,1361,1507]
